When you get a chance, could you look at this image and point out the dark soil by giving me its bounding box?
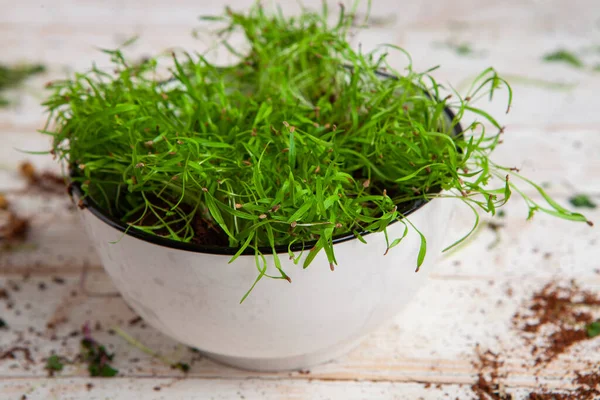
[526,393,571,400]
[190,215,229,246]
[0,213,29,242]
[127,196,229,246]
[19,161,65,195]
[0,161,67,249]
[513,281,600,364]
[471,347,513,400]
[0,193,30,249]
[526,368,600,399]
[0,347,34,363]
[472,281,600,399]
[574,370,600,388]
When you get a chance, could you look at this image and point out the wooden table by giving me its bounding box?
[1,0,599,398]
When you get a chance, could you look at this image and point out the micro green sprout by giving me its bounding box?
[42,2,590,299]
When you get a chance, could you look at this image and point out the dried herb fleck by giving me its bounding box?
[542,49,584,69]
[435,41,484,57]
[171,362,190,373]
[569,194,597,209]
[45,354,64,376]
[586,320,600,338]
[80,324,118,377]
[80,338,118,377]
[0,63,46,107]
[449,42,475,56]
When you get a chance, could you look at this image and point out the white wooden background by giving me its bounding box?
[1,0,599,399]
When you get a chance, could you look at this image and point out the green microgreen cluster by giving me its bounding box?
[42,3,589,297]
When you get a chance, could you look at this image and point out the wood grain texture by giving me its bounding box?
[1,0,599,399]
[1,378,538,400]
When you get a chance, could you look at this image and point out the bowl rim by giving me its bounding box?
[70,70,463,256]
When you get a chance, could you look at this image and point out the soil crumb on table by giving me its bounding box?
[512,281,600,364]
[0,194,30,250]
[471,281,600,399]
[19,161,65,195]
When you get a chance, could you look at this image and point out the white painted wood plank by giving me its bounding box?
[1,270,597,385]
[1,0,599,398]
[0,378,513,400]
[0,194,100,272]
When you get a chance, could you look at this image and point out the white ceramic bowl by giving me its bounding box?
[76,193,455,371]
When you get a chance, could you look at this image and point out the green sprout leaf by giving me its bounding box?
[41,3,590,301]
